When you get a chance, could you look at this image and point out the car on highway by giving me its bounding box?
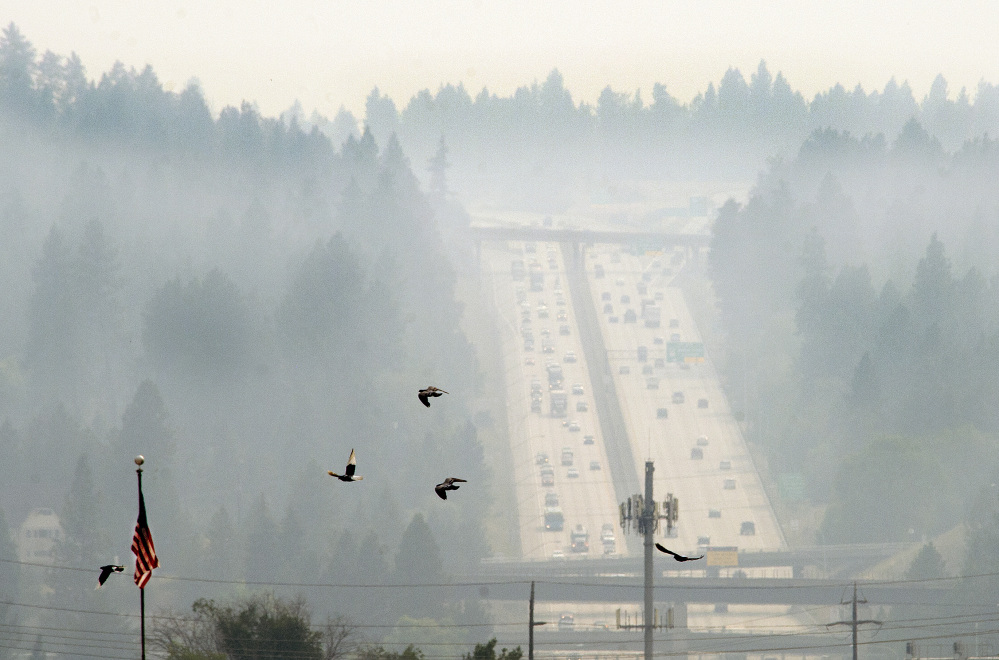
[697,536,710,546]
[538,305,550,319]
[615,278,625,286]
[642,364,654,375]
[740,521,756,535]
[583,435,595,445]
[576,401,588,412]
[670,333,681,341]
[723,478,736,490]
[624,309,637,323]
[542,472,555,487]
[655,357,665,367]
[709,509,721,518]
[536,452,549,465]
[563,351,577,363]
[655,292,665,301]
[542,339,554,353]
[567,467,580,478]
[646,377,659,389]
[589,461,601,471]
[603,303,613,314]
[601,291,611,301]
[672,391,685,404]
[552,550,566,560]
[621,294,631,303]
[571,383,584,395]
[653,336,664,345]
[609,316,619,323]
[696,435,709,446]
[557,312,568,323]
[567,420,580,432]
[657,408,668,419]
[545,492,559,506]
[525,357,535,365]
[558,613,575,629]
[698,398,709,408]
[690,447,703,459]
[719,460,732,470]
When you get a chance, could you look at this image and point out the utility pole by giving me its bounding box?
[642,462,653,660]
[619,460,677,660]
[528,581,546,660]
[827,582,882,660]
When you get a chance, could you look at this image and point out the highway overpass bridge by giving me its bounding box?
[467,224,710,263]
[477,543,916,581]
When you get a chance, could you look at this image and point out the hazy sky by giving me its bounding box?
[7,1,999,120]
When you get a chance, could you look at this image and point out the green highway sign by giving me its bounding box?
[666,341,705,363]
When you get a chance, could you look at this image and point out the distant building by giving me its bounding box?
[18,508,64,561]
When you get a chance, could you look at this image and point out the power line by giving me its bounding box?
[6,555,995,589]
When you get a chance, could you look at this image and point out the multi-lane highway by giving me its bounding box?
[585,246,786,556]
[485,242,627,562]
[485,238,784,562]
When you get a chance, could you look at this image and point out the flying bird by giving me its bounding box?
[435,477,467,500]
[655,543,704,562]
[96,564,124,589]
[328,449,364,482]
[418,386,449,408]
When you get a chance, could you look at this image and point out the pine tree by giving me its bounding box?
[427,136,450,199]
[906,542,946,580]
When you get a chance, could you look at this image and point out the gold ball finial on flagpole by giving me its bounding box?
[134,455,145,466]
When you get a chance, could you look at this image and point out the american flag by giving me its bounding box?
[131,488,159,588]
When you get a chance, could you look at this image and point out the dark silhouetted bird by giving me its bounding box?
[328,449,364,482]
[655,543,704,562]
[435,477,467,500]
[418,386,449,408]
[96,564,124,589]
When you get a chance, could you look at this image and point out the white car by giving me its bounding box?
[567,467,580,478]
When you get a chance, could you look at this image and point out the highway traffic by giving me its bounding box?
[486,242,627,563]
[585,246,786,556]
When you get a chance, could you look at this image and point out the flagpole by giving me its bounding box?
[135,455,146,660]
